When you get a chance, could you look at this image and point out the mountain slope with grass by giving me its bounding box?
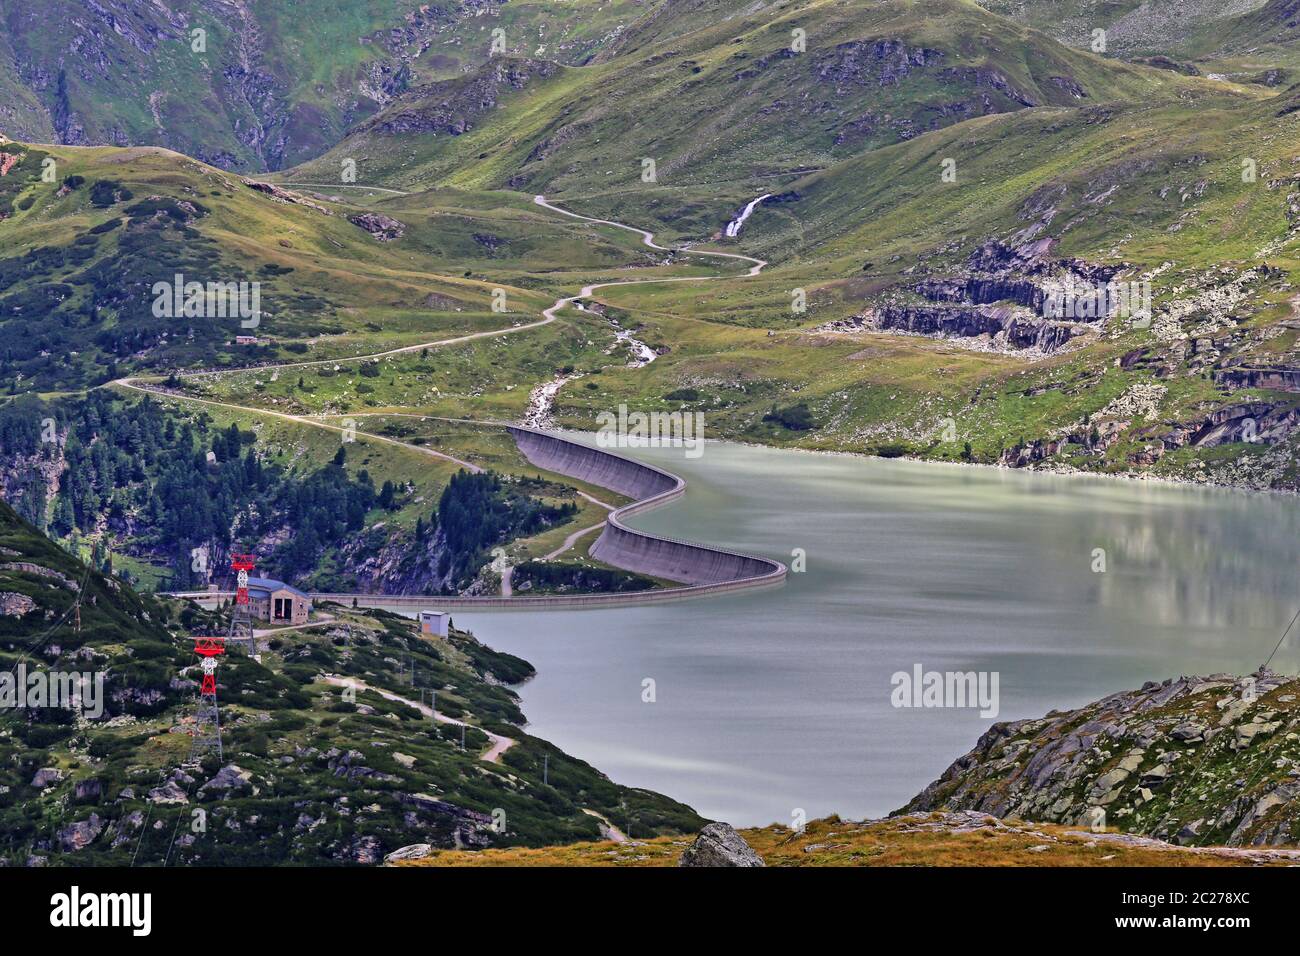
[0,140,628,391]
[904,671,1300,847]
[0,0,653,171]
[0,499,702,865]
[297,0,1197,238]
[3,0,1300,582]
[399,811,1300,866]
[527,75,1300,490]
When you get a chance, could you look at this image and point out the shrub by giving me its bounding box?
[763,402,814,431]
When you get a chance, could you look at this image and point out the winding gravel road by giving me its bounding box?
[115,194,773,595]
[115,194,764,447]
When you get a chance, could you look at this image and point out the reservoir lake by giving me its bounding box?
[440,440,1299,827]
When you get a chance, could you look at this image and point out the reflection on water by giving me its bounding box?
[434,441,1300,826]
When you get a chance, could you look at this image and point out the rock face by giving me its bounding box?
[363,58,559,138]
[0,591,36,616]
[815,38,945,93]
[383,843,434,865]
[870,240,1122,354]
[348,212,406,242]
[678,822,765,867]
[1214,364,1300,393]
[337,834,384,865]
[903,670,1300,847]
[57,814,103,852]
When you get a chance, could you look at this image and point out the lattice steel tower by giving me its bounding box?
[188,636,226,765]
[227,553,257,654]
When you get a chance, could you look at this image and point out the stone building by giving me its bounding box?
[246,577,312,625]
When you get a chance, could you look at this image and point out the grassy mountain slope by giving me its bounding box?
[0,499,702,865]
[0,141,638,391]
[0,0,648,171]
[975,0,1300,83]
[525,76,1300,489]
[975,0,1271,56]
[297,0,1196,238]
[400,811,1298,866]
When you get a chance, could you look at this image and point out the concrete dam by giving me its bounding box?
[185,428,787,612]
[508,426,787,590]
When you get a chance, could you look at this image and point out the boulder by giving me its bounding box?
[0,591,36,616]
[348,212,405,243]
[383,843,434,865]
[678,822,765,867]
[147,780,188,804]
[31,768,63,789]
[57,814,104,852]
[198,764,254,797]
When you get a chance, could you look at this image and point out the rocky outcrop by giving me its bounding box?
[30,768,63,789]
[348,212,405,242]
[1181,401,1300,449]
[336,834,384,865]
[815,39,944,93]
[74,778,102,802]
[398,793,496,848]
[1214,364,1300,393]
[872,240,1123,355]
[363,58,560,138]
[938,66,1039,107]
[198,764,255,798]
[0,592,36,616]
[147,780,188,804]
[903,670,1300,847]
[678,822,765,867]
[0,563,80,591]
[874,303,1086,353]
[57,814,103,852]
[348,213,403,243]
[242,180,332,215]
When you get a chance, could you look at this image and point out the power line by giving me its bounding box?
[1261,604,1300,671]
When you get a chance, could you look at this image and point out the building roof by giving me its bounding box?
[246,577,310,600]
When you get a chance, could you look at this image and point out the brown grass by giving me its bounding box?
[396,814,1289,868]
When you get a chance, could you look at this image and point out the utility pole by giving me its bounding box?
[187,636,226,765]
[228,554,257,654]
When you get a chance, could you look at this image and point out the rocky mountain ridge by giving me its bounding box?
[903,669,1300,847]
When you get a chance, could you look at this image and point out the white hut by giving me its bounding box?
[418,610,450,637]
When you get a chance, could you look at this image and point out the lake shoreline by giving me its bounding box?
[551,424,1300,502]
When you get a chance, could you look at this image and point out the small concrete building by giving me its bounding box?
[419,610,450,637]
[246,577,312,625]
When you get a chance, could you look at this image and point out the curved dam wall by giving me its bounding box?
[511,426,679,501]
[174,428,785,613]
[508,426,785,589]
